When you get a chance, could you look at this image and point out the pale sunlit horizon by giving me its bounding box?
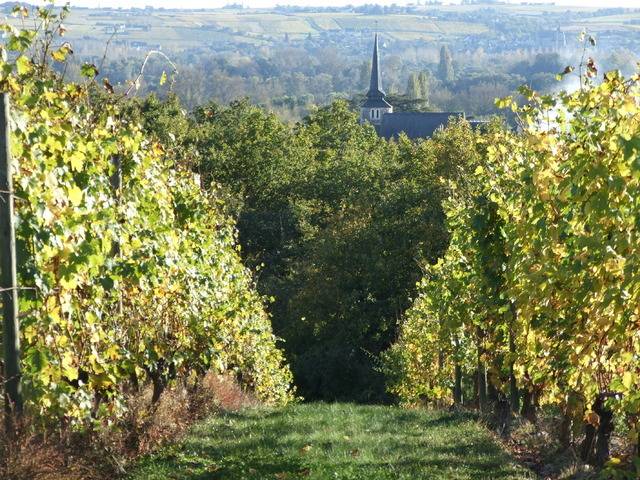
[58,0,640,10]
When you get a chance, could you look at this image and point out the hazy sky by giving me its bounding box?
[59,0,640,9]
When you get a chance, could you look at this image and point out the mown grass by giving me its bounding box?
[127,403,535,480]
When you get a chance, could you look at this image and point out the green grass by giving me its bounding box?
[127,403,535,480]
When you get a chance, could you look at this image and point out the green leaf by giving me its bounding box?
[27,349,47,372]
[80,63,99,79]
[7,30,36,52]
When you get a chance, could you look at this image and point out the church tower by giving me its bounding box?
[361,33,393,125]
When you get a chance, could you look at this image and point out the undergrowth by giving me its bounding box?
[0,373,256,480]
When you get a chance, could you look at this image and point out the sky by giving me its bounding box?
[58,0,640,9]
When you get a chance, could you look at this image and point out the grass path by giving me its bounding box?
[127,403,535,480]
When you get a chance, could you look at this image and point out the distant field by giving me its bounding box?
[431,3,599,14]
[3,5,639,50]
[304,14,341,31]
[583,13,640,22]
[5,9,482,48]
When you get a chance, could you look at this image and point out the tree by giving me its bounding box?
[418,71,430,101]
[359,61,371,90]
[406,71,430,103]
[189,99,476,401]
[438,45,455,83]
[407,73,420,99]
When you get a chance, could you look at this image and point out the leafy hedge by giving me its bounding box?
[385,62,640,469]
[0,7,293,428]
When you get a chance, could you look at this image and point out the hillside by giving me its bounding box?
[6,4,639,48]
[5,3,638,117]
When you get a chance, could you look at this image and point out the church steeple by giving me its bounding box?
[361,33,393,125]
[368,33,384,97]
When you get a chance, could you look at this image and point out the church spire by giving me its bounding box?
[361,32,392,125]
[368,33,385,98]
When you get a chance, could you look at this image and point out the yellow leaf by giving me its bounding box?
[619,99,636,115]
[60,275,78,290]
[51,49,67,62]
[15,56,32,75]
[68,151,85,171]
[299,444,312,454]
[605,457,622,467]
[63,365,78,381]
[57,43,73,61]
[61,352,77,381]
[67,185,83,206]
[48,306,61,325]
[105,344,121,361]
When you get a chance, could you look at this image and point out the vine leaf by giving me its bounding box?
[80,62,99,79]
[67,185,83,206]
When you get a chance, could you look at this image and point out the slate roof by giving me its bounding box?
[368,33,385,97]
[374,112,465,140]
[362,96,393,109]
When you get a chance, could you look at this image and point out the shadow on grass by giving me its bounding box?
[128,405,532,480]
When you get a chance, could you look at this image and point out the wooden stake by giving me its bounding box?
[110,155,123,316]
[0,93,22,427]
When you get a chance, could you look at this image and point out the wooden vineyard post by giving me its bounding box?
[0,93,22,428]
[110,155,122,195]
[110,155,123,317]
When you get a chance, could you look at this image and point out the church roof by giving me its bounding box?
[360,34,468,140]
[374,112,465,140]
[367,33,385,98]
[362,96,393,109]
